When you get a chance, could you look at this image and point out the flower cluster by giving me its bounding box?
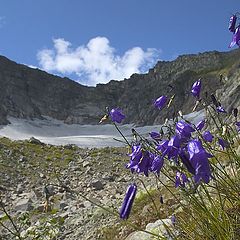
[106,77,239,220]
[117,80,210,219]
[126,119,213,185]
[228,13,240,48]
[119,116,218,218]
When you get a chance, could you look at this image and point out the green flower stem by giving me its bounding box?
[113,122,131,147]
[0,198,23,240]
[137,178,161,218]
[137,178,175,239]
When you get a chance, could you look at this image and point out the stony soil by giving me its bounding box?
[0,137,177,240]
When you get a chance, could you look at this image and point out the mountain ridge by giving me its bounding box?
[0,49,239,126]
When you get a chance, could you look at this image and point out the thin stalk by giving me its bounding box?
[137,178,161,218]
[113,122,131,146]
[0,199,22,240]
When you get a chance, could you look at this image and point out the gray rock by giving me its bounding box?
[59,212,70,219]
[126,218,173,240]
[82,161,91,168]
[91,180,104,190]
[28,137,43,145]
[14,198,34,212]
[60,202,69,211]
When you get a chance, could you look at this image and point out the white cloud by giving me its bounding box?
[37,37,160,86]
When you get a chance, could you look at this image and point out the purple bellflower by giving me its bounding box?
[196,119,205,131]
[229,26,240,48]
[176,121,195,139]
[156,140,169,153]
[127,144,142,170]
[120,183,137,219]
[175,171,189,188]
[233,108,238,118]
[187,139,212,184]
[136,151,153,177]
[150,154,164,175]
[149,131,161,141]
[167,135,181,160]
[179,149,195,175]
[203,131,214,143]
[191,79,201,98]
[216,106,227,113]
[218,138,229,150]
[153,96,167,110]
[236,122,240,132]
[229,14,237,32]
[171,215,176,225]
[109,108,125,123]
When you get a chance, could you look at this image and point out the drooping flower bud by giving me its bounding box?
[175,171,189,188]
[203,131,214,142]
[196,119,205,131]
[210,94,220,107]
[153,95,167,111]
[229,14,237,32]
[216,106,227,113]
[149,131,161,141]
[233,108,238,118]
[150,154,164,175]
[109,108,125,123]
[229,25,240,48]
[218,138,229,150]
[236,122,240,132]
[191,79,201,98]
[176,121,195,139]
[120,184,137,219]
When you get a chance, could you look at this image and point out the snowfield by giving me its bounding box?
[0,110,205,148]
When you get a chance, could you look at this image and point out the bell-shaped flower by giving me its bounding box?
[149,131,161,141]
[236,122,240,132]
[136,151,153,177]
[176,121,195,139]
[156,140,169,154]
[218,138,229,150]
[203,131,214,142]
[171,215,176,225]
[153,96,167,110]
[120,183,137,219]
[233,108,238,118]
[175,171,189,188]
[179,149,195,175]
[187,139,212,184]
[167,135,181,160]
[196,119,205,131]
[191,79,201,98]
[229,26,240,48]
[229,14,237,32]
[127,144,142,169]
[109,108,125,123]
[150,154,164,175]
[216,106,227,113]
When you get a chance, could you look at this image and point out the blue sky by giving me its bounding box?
[0,0,239,85]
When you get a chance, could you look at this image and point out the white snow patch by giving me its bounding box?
[0,110,205,148]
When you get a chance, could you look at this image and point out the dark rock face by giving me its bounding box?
[0,49,239,125]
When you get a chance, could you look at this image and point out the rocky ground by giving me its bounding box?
[0,137,177,240]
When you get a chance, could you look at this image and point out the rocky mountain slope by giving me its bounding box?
[0,49,239,126]
[0,138,177,240]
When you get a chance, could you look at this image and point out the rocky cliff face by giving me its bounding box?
[0,49,239,126]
